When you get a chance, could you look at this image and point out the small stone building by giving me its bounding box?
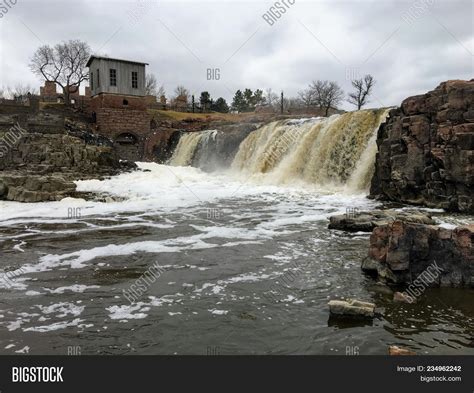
[87,55,150,161]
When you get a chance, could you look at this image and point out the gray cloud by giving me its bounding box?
[0,0,472,109]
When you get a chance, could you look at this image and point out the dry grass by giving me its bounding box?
[147,109,259,122]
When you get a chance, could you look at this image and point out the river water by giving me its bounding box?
[0,163,472,355]
[0,112,472,355]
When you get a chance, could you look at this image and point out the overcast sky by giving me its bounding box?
[0,0,472,109]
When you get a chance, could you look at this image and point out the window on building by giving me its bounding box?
[131,71,138,89]
[123,99,129,106]
[90,72,94,90]
[110,69,117,87]
[97,69,100,88]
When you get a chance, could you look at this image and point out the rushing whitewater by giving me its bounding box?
[169,130,218,166]
[1,109,471,356]
[1,162,471,355]
[231,109,390,191]
[169,109,390,192]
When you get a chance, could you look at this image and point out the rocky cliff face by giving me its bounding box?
[191,123,259,171]
[0,127,135,202]
[370,80,474,212]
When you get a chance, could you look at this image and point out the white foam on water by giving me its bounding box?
[15,346,29,354]
[35,302,84,318]
[106,295,175,320]
[7,320,24,332]
[13,241,26,252]
[0,162,378,225]
[107,303,149,320]
[43,285,101,294]
[25,291,41,296]
[23,318,86,333]
[224,272,271,284]
[208,309,228,315]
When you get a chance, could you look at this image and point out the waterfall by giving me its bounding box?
[231,108,390,191]
[167,109,390,192]
[168,130,218,166]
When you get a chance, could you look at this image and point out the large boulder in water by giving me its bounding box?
[328,209,435,232]
[362,221,473,287]
[328,299,375,318]
[370,79,474,213]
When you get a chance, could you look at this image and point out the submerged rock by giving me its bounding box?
[367,282,394,296]
[328,209,435,232]
[363,221,473,287]
[393,291,416,304]
[328,299,375,318]
[388,346,416,356]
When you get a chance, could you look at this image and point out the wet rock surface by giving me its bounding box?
[328,209,435,232]
[370,79,474,213]
[362,221,473,287]
[393,291,416,304]
[191,123,259,171]
[388,345,416,355]
[328,299,376,318]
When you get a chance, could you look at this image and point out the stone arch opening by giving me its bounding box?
[114,132,141,161]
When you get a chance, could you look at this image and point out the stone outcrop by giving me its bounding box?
[362,221,473,287]
[191,123,259,171]
[328,299,375,318]
[0,129,135,202]
[370,80,474,213]
[328,209,435,232]
[145,118,211,163]
[0,173,76,203]
[0,133,122,174]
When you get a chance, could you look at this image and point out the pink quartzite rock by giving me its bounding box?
[370,79,474,213]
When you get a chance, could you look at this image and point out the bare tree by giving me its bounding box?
[173,85,190,103]
[308,80,344,116]
[308,80,329,111]
[8,84,38,97]
[174,85,188,97]
[157,84,166,99]
[297,88,314,108]
[264,88,279,109]
[322,81,344,116]
[145,73,157,95]
[29,40,91,106]
[347,74,375,110]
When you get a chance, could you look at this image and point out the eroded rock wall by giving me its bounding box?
[0,130,133,202]
[370,80,474,212]
[362,221,473,288]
